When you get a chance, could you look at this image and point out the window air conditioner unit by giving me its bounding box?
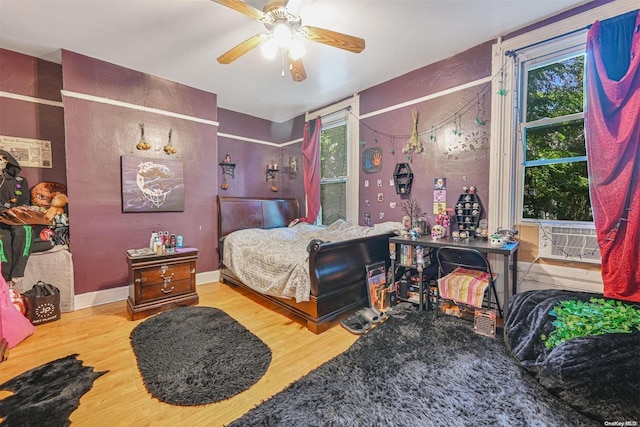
[538,223,601,265]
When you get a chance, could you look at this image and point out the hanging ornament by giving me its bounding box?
[429,126,437,142]
[389,135,395,154]
[402,109,423,154]
[136,123,151,150]
[497,68,509,96]
[163,128,177,155]
[373,131,378,145]
[359,140,366,147]
[475,94,487,125]
[452,114,463,137]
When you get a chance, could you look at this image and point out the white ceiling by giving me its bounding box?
[0,0,590,123]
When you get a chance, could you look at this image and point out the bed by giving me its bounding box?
[217,196,399,333]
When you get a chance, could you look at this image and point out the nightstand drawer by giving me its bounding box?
[140,278,192,303]
[139,263,192,286]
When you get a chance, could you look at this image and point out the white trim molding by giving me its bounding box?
[0,91,64,107]
[61,90,219,126]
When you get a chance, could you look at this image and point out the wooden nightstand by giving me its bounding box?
[126,248,199,320]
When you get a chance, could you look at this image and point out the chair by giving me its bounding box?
[435,246,503,318]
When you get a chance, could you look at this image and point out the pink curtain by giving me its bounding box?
[585,10,640,302]
[299,116,322,224]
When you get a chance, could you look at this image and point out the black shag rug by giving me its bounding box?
[130,306,272,406]
[230,311,600,427]
[0,354,106,427]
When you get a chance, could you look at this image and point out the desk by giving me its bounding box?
[389,235,519,317]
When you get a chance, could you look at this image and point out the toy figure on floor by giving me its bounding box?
[0,149,31,285]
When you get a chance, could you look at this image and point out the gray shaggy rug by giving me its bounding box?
[0,354,106,427]
[130,306,271,406]
[230,311,599,427]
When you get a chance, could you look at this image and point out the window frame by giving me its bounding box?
[487,1,633,233]
[306,96,360,225]
[318,112,348,225]
[517,40,590,223]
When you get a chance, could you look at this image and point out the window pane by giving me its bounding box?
[523,162,593,221]
[525,119,585,161]
[526,55,584,122]
[321,125,347,179]
[320,182,346,225]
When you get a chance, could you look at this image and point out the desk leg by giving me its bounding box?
[503,253,510,319]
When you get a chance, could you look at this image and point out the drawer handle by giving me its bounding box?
[161,273,175,282]
[161,286,175,294]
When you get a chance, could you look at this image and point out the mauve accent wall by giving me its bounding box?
[217,108,306,213]
[0,49,67,186]
[357,42,493,228]
[61,51,218,295]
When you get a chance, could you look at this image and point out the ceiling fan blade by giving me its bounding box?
[300,26,365,54]
[288,52,307,82]
[217,34,267,64]
[211,0,265,21]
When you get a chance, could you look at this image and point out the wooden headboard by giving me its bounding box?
[217,196,300,238]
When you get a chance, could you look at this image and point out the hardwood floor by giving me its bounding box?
[0,282,359,426]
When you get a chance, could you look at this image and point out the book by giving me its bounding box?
[126,247,156,257]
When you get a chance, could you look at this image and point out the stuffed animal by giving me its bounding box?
[45,193,68,222]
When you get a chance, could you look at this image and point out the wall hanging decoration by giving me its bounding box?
[219,154,235,190]
[121,156,185,212]
[362,147,383,174]
[266,163,279,192]
[393,163,413,195]
[454,186,482,237]
[402,109,423,157]
[136,123,151,151]
[163,128,177,155]
[288,156,298,179]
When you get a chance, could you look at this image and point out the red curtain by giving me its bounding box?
[300,116,322,224]
[585,10,640,302]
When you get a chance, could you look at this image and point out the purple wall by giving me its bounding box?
[61,51,219,294]
[0,49,67,186]
[217,108,306,214]
[358,42,493,228]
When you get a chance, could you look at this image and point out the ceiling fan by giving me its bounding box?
[212,0,366,82]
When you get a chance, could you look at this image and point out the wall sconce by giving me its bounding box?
[219,154,236,190]
[266,163,279,192]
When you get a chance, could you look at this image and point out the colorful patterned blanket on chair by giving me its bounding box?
[437,267,490,308]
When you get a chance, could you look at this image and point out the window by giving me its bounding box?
[319,113,348,225]
[514,32,594,224]
[520,52,592,222]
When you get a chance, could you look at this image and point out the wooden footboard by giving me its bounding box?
[217,196,393,334]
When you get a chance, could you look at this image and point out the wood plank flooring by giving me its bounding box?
[0,282,359,426]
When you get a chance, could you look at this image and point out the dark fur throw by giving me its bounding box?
[505,289,640,423]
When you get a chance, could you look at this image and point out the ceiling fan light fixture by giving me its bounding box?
[261,37,279,59]
[288,38,305,60]
[272,21,292,46]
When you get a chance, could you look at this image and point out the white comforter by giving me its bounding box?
[222,220,402,302]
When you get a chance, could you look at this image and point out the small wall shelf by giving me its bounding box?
[219,162,236,190]
[219,163,236,179]
[266,168,280,182]
[393,163,414,195]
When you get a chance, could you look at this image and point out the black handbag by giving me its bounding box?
[22,281,61,325]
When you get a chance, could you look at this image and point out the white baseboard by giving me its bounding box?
[73,270,220,310]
